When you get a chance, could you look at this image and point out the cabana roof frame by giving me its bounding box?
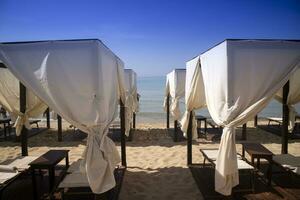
[0,38,123,63]
[188,39,300,62]
[185,38,300,196]
[0,39,127,194]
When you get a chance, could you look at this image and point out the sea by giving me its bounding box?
[136,76,300,124]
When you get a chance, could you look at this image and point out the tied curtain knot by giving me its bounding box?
[163,96,168,111]
[180,110,198,140]
[80,125,120,193]
[288,105,297,132]
[215,125,239,196]
[14,112,31,136]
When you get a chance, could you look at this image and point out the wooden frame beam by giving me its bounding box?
[282,81,289,154]
[57,114,62,142]
[174,120,178,142]
[241,123,247,140]
[133,112,136,129]
[166,94,170,129]
[120,100,127,167]
[187,111,193,165]
[20,82,28,156]
[254,115,258,127]
[46,107,50,129]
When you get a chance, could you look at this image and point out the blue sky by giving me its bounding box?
[1,0,300,76]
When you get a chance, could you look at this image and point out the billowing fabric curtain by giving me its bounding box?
[0,67,47,135]
[275,68,300,131]
[200,40,300,195]
[124,69,138,136]
[163,69,186,120]
[180,56,206,139]
[0,40,126,194]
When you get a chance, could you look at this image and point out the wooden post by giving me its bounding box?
[166,94,170,129]
[120,100,127,167]
[187,111,193,165]
[174,120,178,142]
[46,107,50,129]
[20,82,28,156]
[133,112,136,129]
[282,81,289,154]
[254,115,258,127]
[242,123,247,140]
[57,114,62,142]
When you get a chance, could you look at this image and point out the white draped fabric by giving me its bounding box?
[0,40,126,194]
[275,68,300,131]
[200,40,300,195]
[163,69,186,120]
[0,67,47,135]
[124,69,138,136]
[180,56,206,139]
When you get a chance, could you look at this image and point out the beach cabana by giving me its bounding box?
[180,56,206,162]
[185,39,300,195]
[0,39,127,194]
[163,69,186,141]
[124,69,138,137]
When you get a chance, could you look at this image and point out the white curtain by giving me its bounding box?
[180,56,206,139]
[200,40,300,195]
[275,68,300,131]
[0,68,47,135]
[124,69,138,136]
[163,69,186,120]
[0,40,126,194]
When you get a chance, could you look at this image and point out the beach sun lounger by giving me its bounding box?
[200,148,255,193]
[7,156,38,171]
[0,155,38,178]
[273,154,300,176]
[0,156,38,197]
[58,159,124,200]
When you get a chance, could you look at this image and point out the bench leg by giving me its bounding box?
[267,159,272,186]
[31,168,38,200]
[204,119,207,139]
[3,123,7,140]
[251,170,255,193]
[257,158,260,169]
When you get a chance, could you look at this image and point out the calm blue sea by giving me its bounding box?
[136,76,300,124]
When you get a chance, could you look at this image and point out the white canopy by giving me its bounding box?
[275,68,300,131]
[124,69,138,136]
[188,39,300,195]
[180,57,206,139]
[0,39,126,194]
[0,65,47,135]
[163,69,186,120]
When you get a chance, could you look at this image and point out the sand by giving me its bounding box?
[0,119,299,200]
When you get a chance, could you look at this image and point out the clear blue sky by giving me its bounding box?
[1,0,299,76]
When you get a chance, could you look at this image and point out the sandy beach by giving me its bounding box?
[0,119,299,200]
